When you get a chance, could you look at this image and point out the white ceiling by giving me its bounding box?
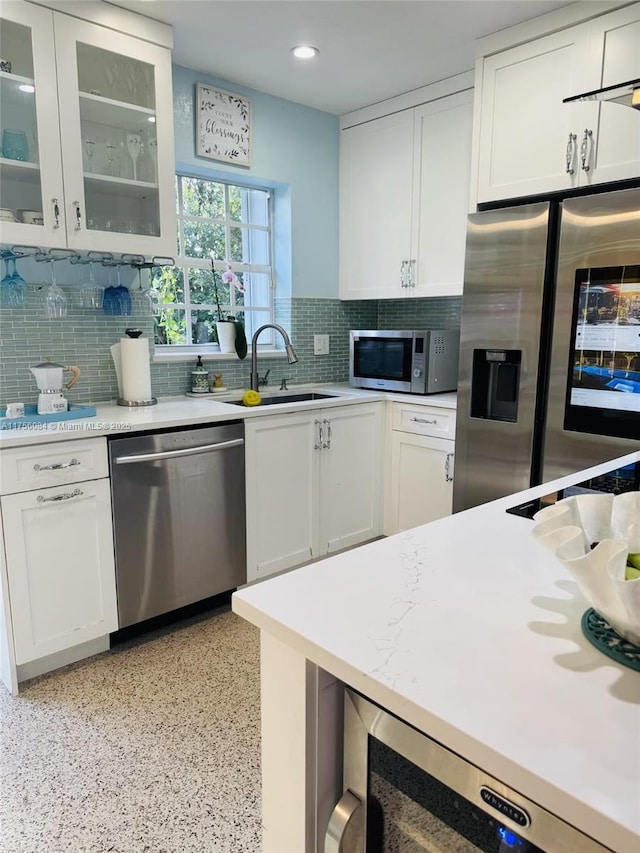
[110,0,574,115]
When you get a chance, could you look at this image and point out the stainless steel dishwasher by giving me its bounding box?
[109,422,246,629]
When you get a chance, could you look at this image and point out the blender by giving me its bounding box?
[30,361,81,414]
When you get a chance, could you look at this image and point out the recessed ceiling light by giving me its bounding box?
[291,45,319,60]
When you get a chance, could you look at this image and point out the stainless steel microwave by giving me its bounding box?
[349,330,460,394]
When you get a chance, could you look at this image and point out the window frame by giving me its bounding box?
[153,172,276,354]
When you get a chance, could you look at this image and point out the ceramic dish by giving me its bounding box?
[533,492,640,645]
[0,208,17,222]
[17,209,43,224]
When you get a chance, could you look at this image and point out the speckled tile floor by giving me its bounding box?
[0,607,261,853]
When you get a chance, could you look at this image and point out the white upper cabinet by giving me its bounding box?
[411,90,474,297]
[583,6,640,187]
[0,0,176,256]
[476,3,640,203]
[339,85,473,300]
[0,1,66,248]
[340,110,415,300]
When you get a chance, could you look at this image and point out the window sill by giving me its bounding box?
[152,349,288,363]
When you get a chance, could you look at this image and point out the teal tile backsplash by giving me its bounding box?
[0,288,460,405]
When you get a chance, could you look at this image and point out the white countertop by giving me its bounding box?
[0,386,456,449]
[233,450,640,852]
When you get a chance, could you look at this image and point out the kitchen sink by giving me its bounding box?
[232,392,339,406]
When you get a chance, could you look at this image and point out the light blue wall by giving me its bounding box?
[172,64,340,299]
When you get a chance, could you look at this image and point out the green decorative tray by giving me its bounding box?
[581,609,640,672]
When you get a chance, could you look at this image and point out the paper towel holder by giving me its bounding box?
[116,328,157,407]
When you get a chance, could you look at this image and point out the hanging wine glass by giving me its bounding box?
[83,136,96,174]
[113,264,132,316]
[0,256,16,309]
[43,261,68,319]
[142,267,162,316]
[126,133,141,181]
[9,256,27,309]
[77,261,103,309]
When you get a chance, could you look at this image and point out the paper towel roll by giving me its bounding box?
[120,336,152,402]
[110,343,123,397]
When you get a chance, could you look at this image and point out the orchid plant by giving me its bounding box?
[211,258,245,322]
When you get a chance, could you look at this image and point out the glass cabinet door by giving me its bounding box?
[54,14,176,256]
[0,2,66,247]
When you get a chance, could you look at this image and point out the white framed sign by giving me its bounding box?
[196,83,251,166]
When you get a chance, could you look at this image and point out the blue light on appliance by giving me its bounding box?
[498,825,524,847]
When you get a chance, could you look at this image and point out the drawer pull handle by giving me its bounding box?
[37,488,83,503]
[410,417,438,425]
[33,458,80,472]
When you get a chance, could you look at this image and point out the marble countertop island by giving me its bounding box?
[233,450,640,853]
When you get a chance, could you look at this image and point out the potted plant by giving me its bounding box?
[211,260,247,358]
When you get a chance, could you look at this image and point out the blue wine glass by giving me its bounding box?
[0,257,14,308]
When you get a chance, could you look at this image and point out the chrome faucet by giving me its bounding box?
[250,323,298,391]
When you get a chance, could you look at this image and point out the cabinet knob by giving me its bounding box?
[580,129,593,173]
[565,133,577,175]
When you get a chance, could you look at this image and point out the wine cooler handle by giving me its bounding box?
[325,790,362,853]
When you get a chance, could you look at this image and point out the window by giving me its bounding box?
[153,175,274,349]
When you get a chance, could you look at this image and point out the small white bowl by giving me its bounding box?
[0,208,16,222]
[17,209,43,224]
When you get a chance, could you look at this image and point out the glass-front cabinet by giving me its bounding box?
[0,1,66,248]
[0,1,175,256]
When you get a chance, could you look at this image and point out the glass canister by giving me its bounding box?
[190,355,210,393]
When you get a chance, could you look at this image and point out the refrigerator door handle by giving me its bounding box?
[565,132,577,174]
[580,128,593,172]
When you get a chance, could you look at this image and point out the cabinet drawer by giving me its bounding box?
[0,438,108,495]
[392,403,456,439]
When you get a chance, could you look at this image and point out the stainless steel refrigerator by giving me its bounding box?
[453,186,640,512]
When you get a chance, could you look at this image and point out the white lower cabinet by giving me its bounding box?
[385,402,456,535]
[1,477,117,665]
[389,433,454,534]
[245,403,383,582]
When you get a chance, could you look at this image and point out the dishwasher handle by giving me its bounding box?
[114,437,244,465]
